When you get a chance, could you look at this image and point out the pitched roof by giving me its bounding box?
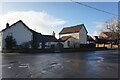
[99,32,112,38]
[1,20,58,42]
[42,35,58,42]
[99,32,120,40]
[1,20,38,34]
[87,35,95,41]
[59,24,88,34]
[58,36,72,42]
[34,33,58,42]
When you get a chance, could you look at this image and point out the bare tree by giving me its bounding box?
[104,19,120,48]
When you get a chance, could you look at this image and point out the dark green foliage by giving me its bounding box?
[5,35,17,49]
[31,40,39,49]
[21,42,30,49]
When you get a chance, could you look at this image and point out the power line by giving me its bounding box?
[70,0,118,17]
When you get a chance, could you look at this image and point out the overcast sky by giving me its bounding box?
[0,1,118,38]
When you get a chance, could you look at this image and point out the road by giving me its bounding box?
[1,50,119,78]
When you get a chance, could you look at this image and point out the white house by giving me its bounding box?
[0,20,33,51]
[59,24,88,48]
[0,20,58,51]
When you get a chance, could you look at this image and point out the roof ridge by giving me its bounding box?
[1,20,41,34]
[64,24,84,29]
[9,20,22,27]
[59,24,85,34]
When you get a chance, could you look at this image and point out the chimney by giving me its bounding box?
[52,31,55,37]
[6,23,9,28]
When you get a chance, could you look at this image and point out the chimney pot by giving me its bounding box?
[6,23,9,28]
[52,31,55,37]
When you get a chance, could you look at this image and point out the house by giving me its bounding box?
[58,36,78,48]
[59,24,88,48]
[0,20,58,51]
[87,35,95,44]
[99,32,113,39]
[99,31,119,45]
[33,33,58,49]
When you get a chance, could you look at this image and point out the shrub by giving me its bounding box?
[80,44,95,48]
[21,41,31,49]
[5,35,17,49]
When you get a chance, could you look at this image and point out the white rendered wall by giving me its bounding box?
[63,37,79,48]
[79,26,87,44]
[2,22,33,48]
[59,26,87,45]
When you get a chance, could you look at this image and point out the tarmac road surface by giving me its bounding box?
[1,50,119,78]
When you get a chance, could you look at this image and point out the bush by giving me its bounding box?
[80,44,95,48]
[21,41,31,49]
[5,35,17,49]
